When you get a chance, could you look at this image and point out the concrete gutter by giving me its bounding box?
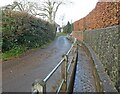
[80,41,118,92]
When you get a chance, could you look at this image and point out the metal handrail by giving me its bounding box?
[32,38,78,94]
[43,38,77,82]
[43,44,74,83]
[32,90,38,94]
[56,79,64,94]
[66,44,73,56]
[43,58,65,82]
[67,57,73,73]
[66,38,76,56]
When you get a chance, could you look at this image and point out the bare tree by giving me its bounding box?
[27,0,72,23]
[2,0,72,24]
[37,0,66,23]
[2,0,26,11]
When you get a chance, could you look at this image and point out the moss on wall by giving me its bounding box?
[83,25,120,91]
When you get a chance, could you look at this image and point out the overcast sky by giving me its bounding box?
[0,0,98,26]
[56,0,98,26]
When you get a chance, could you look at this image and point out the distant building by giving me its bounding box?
[56,24,60,32]
[55,23,63,32]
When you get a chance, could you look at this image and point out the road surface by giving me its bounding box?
[2,36,71,92]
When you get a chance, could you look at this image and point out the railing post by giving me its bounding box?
[72,43,78,67]
[32,80,46,94]
[65,55,68,90]
[73,40,78,64]
[61,55,68,91]
[75,44,78,63]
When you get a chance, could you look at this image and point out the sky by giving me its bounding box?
[0,0,98,26]
[56,0,98,26]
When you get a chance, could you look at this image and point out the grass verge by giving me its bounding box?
[2,46,27,61]
[56,32,67,37]
[2,40,53,61]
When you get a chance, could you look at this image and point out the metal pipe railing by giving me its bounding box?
[67,56,73,73]
[43,58,65,82]
[32,38,78,94]
[56,79,64,94]
[66,44,73,56]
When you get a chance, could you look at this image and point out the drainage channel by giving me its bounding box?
[73,45,99,92]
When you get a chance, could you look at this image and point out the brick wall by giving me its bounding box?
[73,2,119,31]
[72,1,120,91]
[71,31,83,41]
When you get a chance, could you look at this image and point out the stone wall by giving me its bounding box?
[83,25,120,91]
[72,1,120,91]
[73,2,119,31]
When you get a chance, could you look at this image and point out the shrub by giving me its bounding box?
[2,10,56,52]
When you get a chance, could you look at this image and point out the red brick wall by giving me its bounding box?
[73,2,119,31]
[72,31,83,41]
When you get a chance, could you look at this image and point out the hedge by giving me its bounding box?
[2,10,56,52]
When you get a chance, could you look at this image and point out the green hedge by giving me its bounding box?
[2,10,56,52]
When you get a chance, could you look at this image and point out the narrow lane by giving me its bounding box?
[2,36,71,92]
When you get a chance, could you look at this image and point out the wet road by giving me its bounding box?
[2,36,71,92]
